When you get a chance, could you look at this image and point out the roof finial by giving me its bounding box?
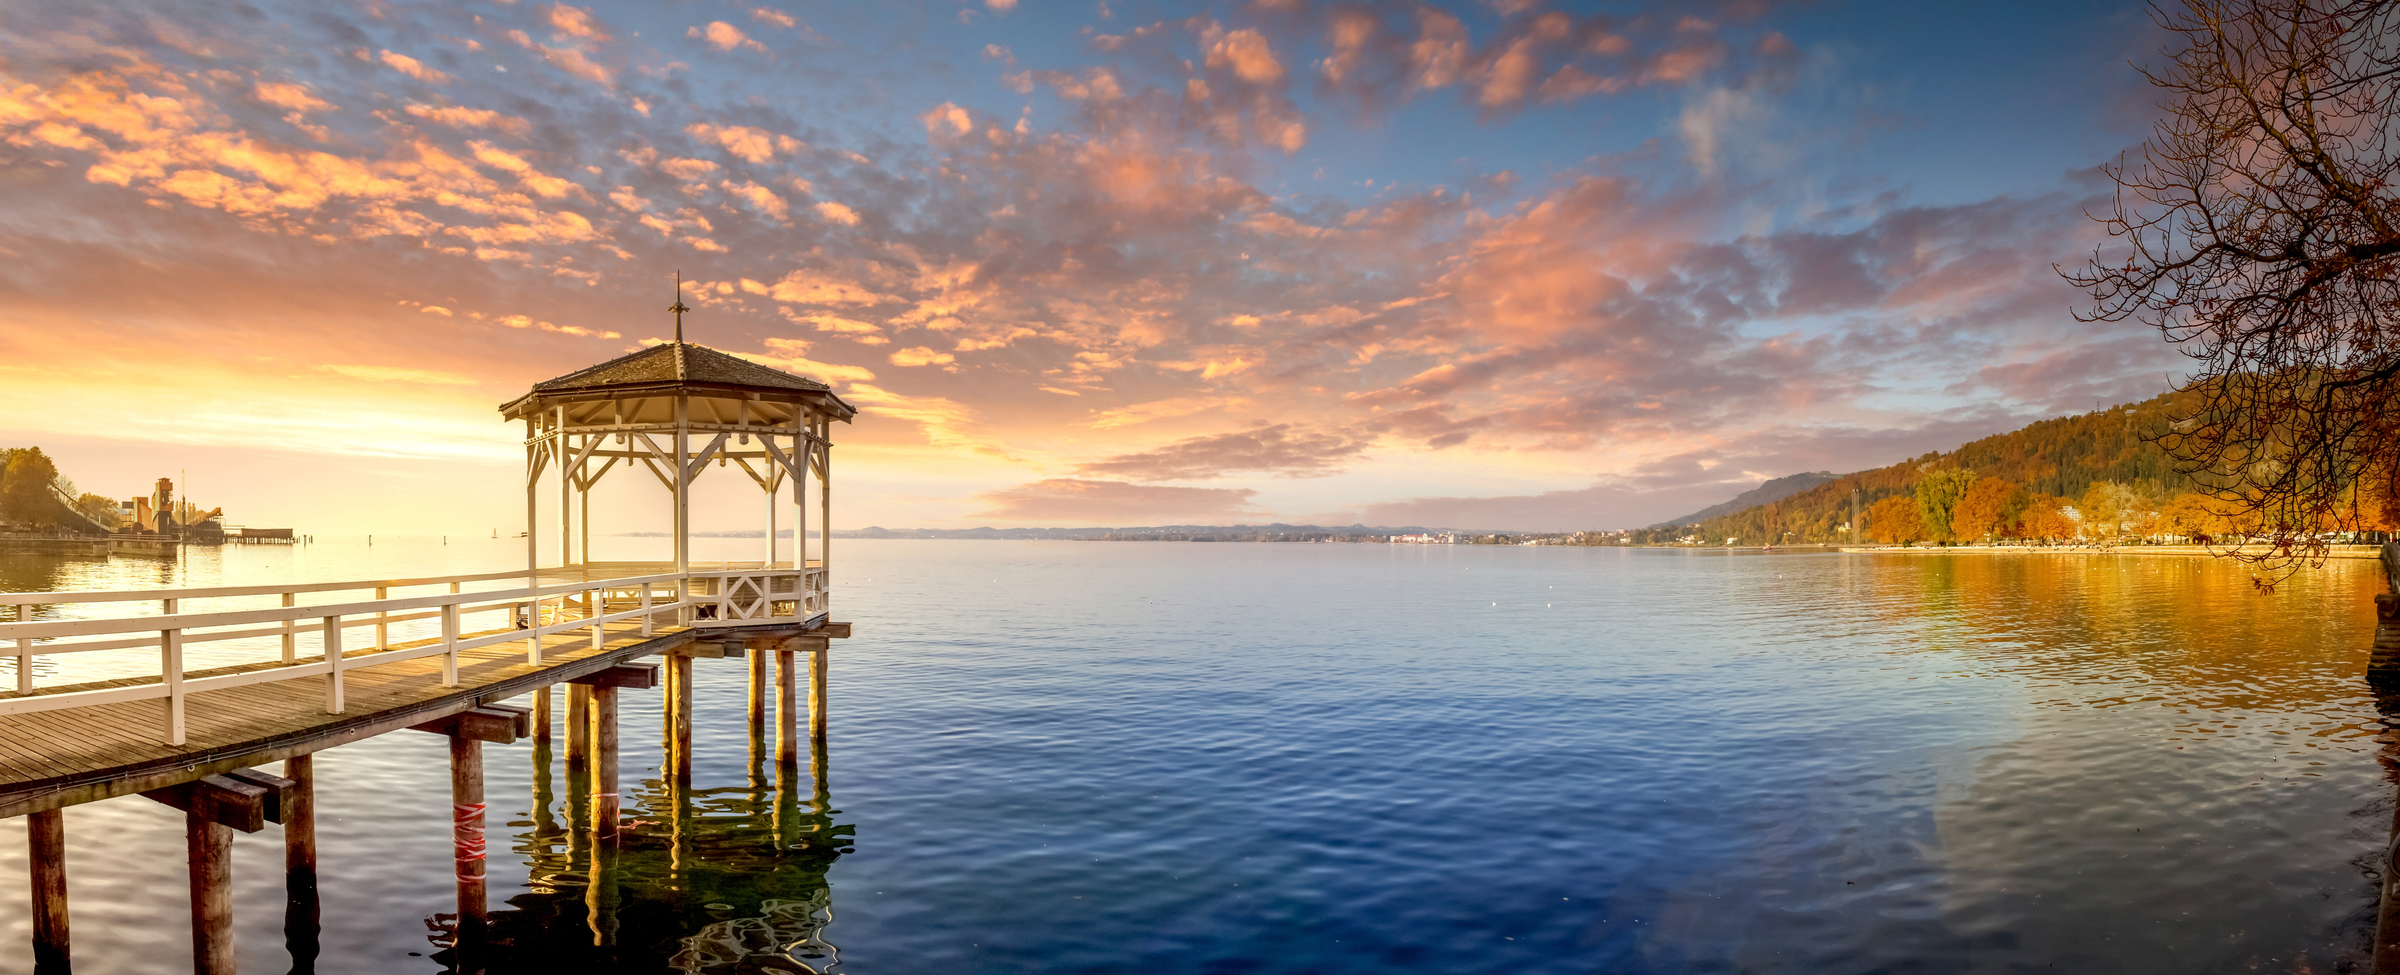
[670,269,690,345]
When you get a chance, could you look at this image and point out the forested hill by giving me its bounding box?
[1634,389,2205,544]
[1649,470,1837,528]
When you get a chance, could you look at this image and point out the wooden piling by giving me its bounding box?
[747,642,766,735]
[187,811,234,975]
[661,653,680,773]
[591,684,619,839]
[533,685,552,745]
[29,807,67,973]
[808,646,828,745]
[744,643,763,787]
[775,648,797,766]
[450,734,487,950]
[671,654,694,781]
[566,684,590,767]
[283,754,320,970]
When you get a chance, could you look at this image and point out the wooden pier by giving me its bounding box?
[0,309,861,972]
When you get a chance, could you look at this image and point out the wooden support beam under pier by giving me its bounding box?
[144,774,275,833]
[411,705,532,744]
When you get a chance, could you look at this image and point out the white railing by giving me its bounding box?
[0,565,828,746]
[686,566,829,627]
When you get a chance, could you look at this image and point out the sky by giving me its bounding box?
[0,0,2184,535]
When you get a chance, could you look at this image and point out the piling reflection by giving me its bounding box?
[2370,679,2400,971]
[484,724,850,971]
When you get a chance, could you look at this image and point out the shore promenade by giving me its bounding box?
[1838,543,2388,560]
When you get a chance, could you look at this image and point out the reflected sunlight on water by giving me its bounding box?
[0,540,2392,973]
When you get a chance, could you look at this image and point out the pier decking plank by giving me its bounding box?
[0,621,705,818]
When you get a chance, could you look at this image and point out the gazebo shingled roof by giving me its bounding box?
[500,342,857,421]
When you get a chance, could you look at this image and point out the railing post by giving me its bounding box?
[525,590,544,667]
[162,596,185,745]
[588,587,603,651]
[280,592,296,665]
[639,583,653,637]
[375,586,388,650]
[441,602,461,687]
[323,615,345,714]
[15,603,31,694]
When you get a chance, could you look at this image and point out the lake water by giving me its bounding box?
[0,538,2393,973]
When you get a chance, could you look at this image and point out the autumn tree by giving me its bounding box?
[2079,481,2148,543]
[2069,0,2400,573]
[1950,477,2020,542]
[2161,492,2222,539]
[1866,495,1924,544]
[2019,493,2079,542]
[1915,468,1978,543]
[0,447,59,529]
[74,493,119,528]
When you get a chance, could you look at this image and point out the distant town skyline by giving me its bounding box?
[0,0,2176,533]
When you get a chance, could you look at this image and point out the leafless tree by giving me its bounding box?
[2069,0,2400,581]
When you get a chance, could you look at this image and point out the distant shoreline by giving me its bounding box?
[1838,543,2388,561]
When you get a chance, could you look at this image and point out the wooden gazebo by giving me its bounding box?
[499,304,856,628]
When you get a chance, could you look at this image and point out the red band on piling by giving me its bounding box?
[453,802,486,881]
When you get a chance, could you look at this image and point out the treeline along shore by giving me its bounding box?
[1625,388,2396,550]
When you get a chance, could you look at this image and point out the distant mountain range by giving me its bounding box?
[1649,471,1838,529]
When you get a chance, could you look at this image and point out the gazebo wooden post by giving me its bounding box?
[818,421,832,613]
[674,396,690,622]
[801,429,811,573]
[525,421,540,662]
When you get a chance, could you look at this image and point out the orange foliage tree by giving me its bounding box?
[1949,477,2019,542]
[2159,493,2220,540]
[2017,494,2077,542]
[1866,495,1923,544]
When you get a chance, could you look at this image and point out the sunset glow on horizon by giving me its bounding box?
[0,0,2174,534]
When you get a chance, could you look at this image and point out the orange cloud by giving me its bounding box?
[889,346,956,367]
[378,50,452,84]
[546,4,612,42]
[687,123,801,163]
[691,22,767,53]
[405,104,531,138]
